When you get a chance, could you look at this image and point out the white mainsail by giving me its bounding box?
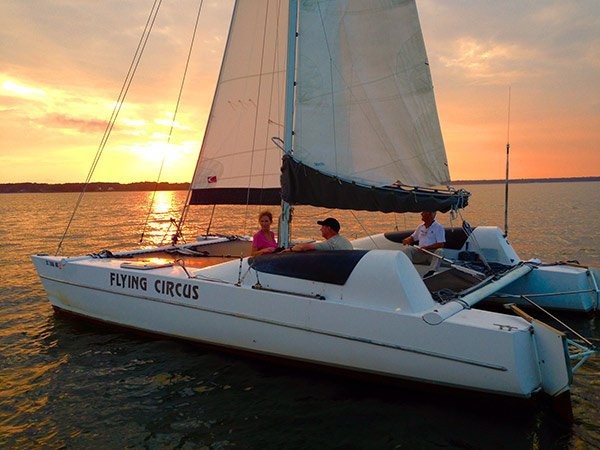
[294,0,449,187]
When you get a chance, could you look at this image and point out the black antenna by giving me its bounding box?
[503,86,511,237]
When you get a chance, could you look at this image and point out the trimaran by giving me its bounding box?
[32,0,597,419]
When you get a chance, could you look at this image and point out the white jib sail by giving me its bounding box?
[190,0,288,199]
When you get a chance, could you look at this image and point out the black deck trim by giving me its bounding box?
[249,250,370,285]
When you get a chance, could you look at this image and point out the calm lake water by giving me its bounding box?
[1,182,599,449]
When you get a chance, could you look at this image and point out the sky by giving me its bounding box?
[0,0,598,184]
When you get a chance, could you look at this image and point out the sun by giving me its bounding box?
[129,141,182,164]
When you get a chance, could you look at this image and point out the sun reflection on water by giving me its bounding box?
[140,190,183,246]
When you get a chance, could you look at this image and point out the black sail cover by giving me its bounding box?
[281,156,469,214]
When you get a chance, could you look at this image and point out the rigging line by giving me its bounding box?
[316,2,339,174]
[159,218,176,246]
[55,0,163,256]
[205,204,217,236]
[259,0,284,204]
[349,211,379,248]
[89,0,162,181]
[520,295,594,348]
[243,0,274,231]
[139,0,206,246]
[504,86,511,237]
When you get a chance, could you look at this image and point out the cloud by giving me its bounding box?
[531,2,578,25]
[1,73,112,133]
[439,38,535,84]
[40,114,109,133]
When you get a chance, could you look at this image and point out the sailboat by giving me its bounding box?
[32,0,596,415]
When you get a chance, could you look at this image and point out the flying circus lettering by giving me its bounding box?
[109,272,199,300]
[110,272,147,290]
[154,279,199,300]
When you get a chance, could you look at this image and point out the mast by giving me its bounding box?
[278,0,298,248]
[504,86,511,237]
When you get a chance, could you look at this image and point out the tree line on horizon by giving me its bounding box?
[0,176,598,193]
[0,181,190,193]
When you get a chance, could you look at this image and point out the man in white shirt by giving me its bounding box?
[287,217,353,252]
[402,211,445,269]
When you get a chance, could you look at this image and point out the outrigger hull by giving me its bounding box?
[32,249,572,401]
[492,265,600,313]
[353,226,599,314]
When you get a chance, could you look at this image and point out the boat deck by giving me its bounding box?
[111,240,484,304]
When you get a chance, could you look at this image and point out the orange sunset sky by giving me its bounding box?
[1,0,598,184]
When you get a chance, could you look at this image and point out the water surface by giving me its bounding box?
[1,182,598,448]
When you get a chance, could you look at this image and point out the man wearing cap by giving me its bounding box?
[287,217,353,252]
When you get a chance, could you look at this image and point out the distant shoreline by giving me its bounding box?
[0,177,598,193]
[0,181,190,194]
[451,176,600,185]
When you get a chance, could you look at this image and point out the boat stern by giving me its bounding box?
[507,305,572,397]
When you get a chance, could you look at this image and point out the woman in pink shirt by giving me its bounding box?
[251,210,278,256]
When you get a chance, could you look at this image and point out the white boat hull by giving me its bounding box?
[32,249,573,400]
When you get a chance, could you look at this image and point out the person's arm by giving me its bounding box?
[250,234,259,256]
[419,241,444,251]
[251,232,276,256]
[252,245,276,256]
[287,242,316,252]
[403,227,420,245]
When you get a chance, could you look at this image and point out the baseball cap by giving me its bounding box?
[317,217,340,232]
